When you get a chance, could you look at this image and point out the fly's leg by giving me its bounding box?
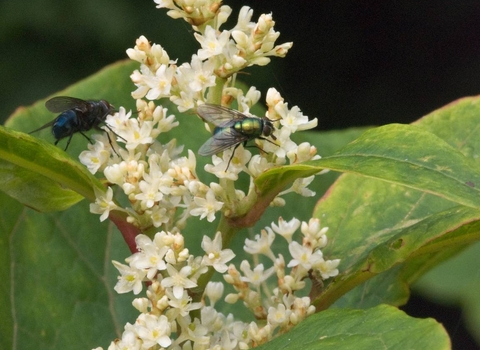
[225,143,241,171]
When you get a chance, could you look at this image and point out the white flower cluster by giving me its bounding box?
[81,100,224,228]
[81,4,320,228]
[94,218,338,350]
[128,3,292,111]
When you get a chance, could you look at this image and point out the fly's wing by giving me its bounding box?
[45,96,89,113]
[197,104,247,127]
[29,120,56,134]
[198,127,249,156]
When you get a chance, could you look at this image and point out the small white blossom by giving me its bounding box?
[195,26,231,60]
[105,328,141,350]
[132,297,149,313]
[90,187,118,222]
[166,288,202,319]
[190,188,224,222]
[244,228,276,261]
[128,234,168,279]
[79,138,111,174]
[205,281,224,306]
[161,264,197,298]
[205,147,251,180]
[313,258,341,279]
[112,261,146,295]
[240,261,275,286]
[288,176,316,197]
[136,314,172,348]
[202,232,235,273]
[271,217,300,243]
[267,303,291,328]
[287,241,323,271]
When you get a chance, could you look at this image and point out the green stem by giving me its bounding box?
[207,76,227,104]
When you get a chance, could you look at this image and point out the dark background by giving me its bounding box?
[2,0,480,348]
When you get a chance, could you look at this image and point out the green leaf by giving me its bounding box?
[256,305,449,350]
[307,123,480,208]
[310,96,480,315]
[0,125,102,210]
[0,190,133,350]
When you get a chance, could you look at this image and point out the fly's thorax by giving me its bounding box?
[88,100,113,123]
[235,118,263,136]
[262,119,275,137]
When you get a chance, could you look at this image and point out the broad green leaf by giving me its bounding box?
[256,304,449,350]
[0,190,133,350]
[0,126,102,210]
[310,96,480,317]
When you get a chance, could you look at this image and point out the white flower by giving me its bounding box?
[146,64,175,100]
[105,107,131,135]
[287,241,323,271]
[176,316,210,347]
[170,90,196,112]
[166,288,202,319]
[135,177,163,210]
[112,261,146,295]
[132,298,149,313]
[266,87,284,112]
[277,104,317,133]
[205,281,224,306]
[128,234,168,279]
[233,6,254,32]
[301,218,329,248]
[313,258,341,279]
[79,137,111,174]
[244,228,276,261]
[195,26,231,60]
[190,188,224,222]
[185,55,216,92]
[150,205,170,227]
[239,261,275,286]
[290,176,316,197]
[161,264,197,298]
[106,328,141,350]
[117,119,154,150]
[301,218,322,237]
[90,187,118,221]
[103,161,127,186]
[247,154,273,177]
[267,303,291,327]
[151,105,179,134]
[205,147,251,180]
[135,314,172,348]
[296,142,319,163]
[271,217,300,243]
[201,232,235,273]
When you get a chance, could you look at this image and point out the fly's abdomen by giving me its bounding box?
[235,118,263,136]
[52,110,78,139]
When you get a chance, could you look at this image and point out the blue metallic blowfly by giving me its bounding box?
[30,96,115,150]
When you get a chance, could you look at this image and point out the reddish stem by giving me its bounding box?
[108,211,142,253]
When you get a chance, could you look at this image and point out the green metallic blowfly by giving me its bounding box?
[197,104,277,168]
